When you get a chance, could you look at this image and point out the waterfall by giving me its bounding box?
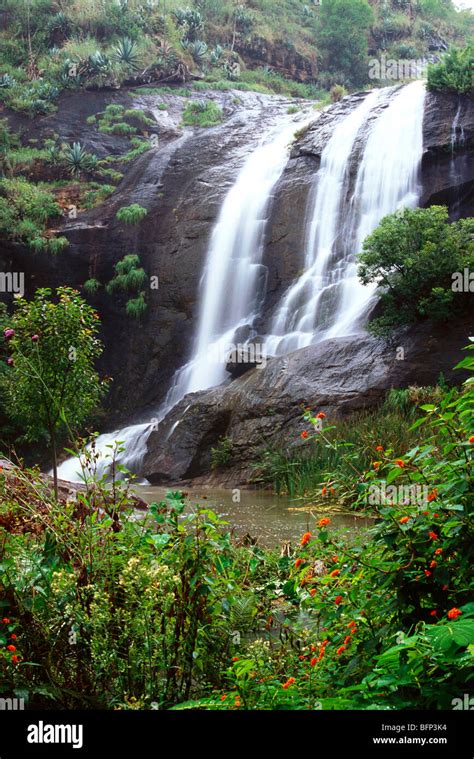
[264,90,381,355]
[57,113,308,482]
[265,80,426,352]
[324,79,426,338]
[451,101,465,152]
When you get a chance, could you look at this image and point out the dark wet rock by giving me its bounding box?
[142,314,473,486]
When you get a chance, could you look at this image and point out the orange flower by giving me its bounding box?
[469,436,474,443]
[220,694,227,701]
[318,517,330,527]
[282,677,296,689]
[301,430,309,440]
[294,558,302,568]
[331,555,339,563]
[334,595,343,605]
[427,489,438,502]
[310,588,317,597]
[300,531,312,546]
[310,657,317,667]
[429,560,437,569]
[316,412,326,419]
[372,461,382,469]
[424,570,431,577]
[429,610,437,617]
[336,646,346,655]
[375,445,384,452]
[11,655,20,665]
[395,459,405,468]
[347,621,357,628]
[399,516,410,524]
[434,548,443,556]
[232,657,239,662]
[321,487,328,497]
[423,511,430,516]
[447,608,462,620]
[344,635,351,644]
[329,569,340,577]
[428,531,439,541]
[330,487,335,496]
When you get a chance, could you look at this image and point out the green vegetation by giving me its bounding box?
[83,278,101,296]
[427,43,474,94]
[182,99,223,127]
[358,206,474,336]
[317,0,374,87]
[211,436,234,469]
[0,344,472,709]
[107,254,148,318]
[116,203,148,225]
[0,177,68,252]
[0,287,107,496]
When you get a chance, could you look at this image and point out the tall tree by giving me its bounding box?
[317,0,374,86]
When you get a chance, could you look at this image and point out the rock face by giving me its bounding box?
[142,315,473,485]
[1,85,473,484]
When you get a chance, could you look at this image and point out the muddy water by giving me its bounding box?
[135,485,370,548]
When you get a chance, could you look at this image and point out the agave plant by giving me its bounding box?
[0,74,16,88]
[210,44,223,65]
[61,142,97,176]
[187,40,208,63]
[113,37,141,71]
[88,51,111,75]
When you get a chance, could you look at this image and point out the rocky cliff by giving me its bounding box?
[1,85,472,483]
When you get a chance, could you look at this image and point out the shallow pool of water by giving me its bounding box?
[134,485,370,547]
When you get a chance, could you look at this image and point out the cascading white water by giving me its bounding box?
[57,113,308,482]
[451,101,465,151]
[324,79,426,338]
[265,80,426,352]
[264,90,380,355]
[162,116,310,412]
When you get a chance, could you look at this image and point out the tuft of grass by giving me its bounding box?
[182,100,223,127]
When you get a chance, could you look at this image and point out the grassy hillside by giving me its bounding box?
[0,0,472,114]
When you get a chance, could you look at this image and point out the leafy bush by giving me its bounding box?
[83,278,101,295]
[330,84,348,102]
[427,44,474,94]
[358,206,474,336]
[0,178,66,252]
[211,436,233,469]
[116,204,148,225]
[182,100,223,127]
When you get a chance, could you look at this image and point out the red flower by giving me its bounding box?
[395,459,405,468]
[423,511,430,516]
[429,610,437,617]
[399,516,409,524]
[434,548,443,555]
[469,436,474,444]
[424,570,431,577]
[282,677,296,689]
[428,531,439,541]
[334,595,343,605]
[348,621,357,628]
[427,489,438,502]
[300,531,312,546]
[310,588,316,597]
[318,517,330,526]
[442,585,448,591]
[321,487,328,497]
[433,513,440,518]
[220,694,227,701]
[6,645,16,652]
[329,569,340,577]
[11,655,20,665]
[344,635,351,644]
[232,657,239,662]
[10,634,17,640]
[331,555,339,563]
[6,358,13,366]
[300,430,309,440]
[2,618,10,624]
[310,657,317,667]
[294,558,302,568]
[447,608,462,620]
[336,646,346,655]
[375,445,384,452]
[429,560,437,569]
[31,334,39,342]
[372,461,382,469]
[316,412,326,419]
[3,328,15,340]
